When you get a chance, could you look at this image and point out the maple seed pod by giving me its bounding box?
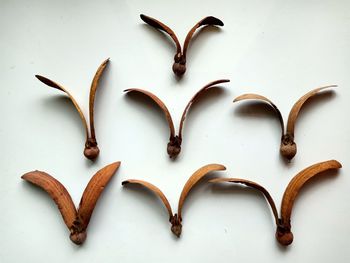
[21,162,120,245]
[276,224,293,246]
[280,134,297,160]
[140,14,223,77]
[35,58,110,160]
[209,160,342,246]
[233,85,336,161]
[125,79,229,158]
[84,138,100,160]
[167,136,182,158]
[170,214,182,237]
[70,231,87,245]
[172,62,186,76]
[122,164,226,237]
[172,54,186,76]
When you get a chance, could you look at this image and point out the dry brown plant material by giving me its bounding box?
[233,86,336,160]
[21,162,120,245]
[35,58,109,160]
[125,79,229,158]
[122,164,226,237]
[209,160,342,246]
[140,14,224,76]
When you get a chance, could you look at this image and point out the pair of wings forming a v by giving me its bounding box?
[35,58,110,140]
[22,162,120,230]
[125,79,230,140]
[209,160,341,225]
[234,85,336,137]
[122,163,226,220]
[140,15,224,58]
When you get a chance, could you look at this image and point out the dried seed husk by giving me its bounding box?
[278,160,341,246]
[209,160,341,246]
[209,178,279,225]
[140,14,181,55]
[122,163,226,237]
[21,161,120,245]
[233,93,284,136]
[183,16,224,58]
[121,179,173,220]
[178,79,230,139]
[140,14,223,76]
[36,59,110,160]
[123,88,175,139]
[234,87,336,160]
[126,80,229,158]
[35,75,89,139]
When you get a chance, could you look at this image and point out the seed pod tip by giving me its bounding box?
[276,229,294,246]
[70,231,87,245]
[170,214,182,237]
[121,180,129,186]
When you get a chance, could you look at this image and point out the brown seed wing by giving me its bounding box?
[21,171,77,229]
[209,178,279,224]
[178,79,230,138]
[233,93,284,136]
[89,58,110,139]
[286,85,337,137]
[140,14,181,54]
[35,75,89,138]
[183,16,224,57]
[124,88,175,139]
[77,162,120,228]
[177,164,226,219]
[122,179,173,219]
[281,160,342,224]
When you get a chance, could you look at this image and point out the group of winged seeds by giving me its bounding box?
[21,14,342,247]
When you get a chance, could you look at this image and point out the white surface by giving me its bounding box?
[1,0,350,262]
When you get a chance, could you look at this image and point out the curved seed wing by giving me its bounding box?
[124,88,175,139]
[233,93,284,136]
[178,164,226,219]
[209,178,279,224]
[35,75,89,138]
[281,160,342,225]
[179,79,230,138]
[21,171,77,229]
[183,16,224,58]
[89,58,110,139]
[122,179,173,219]
[286,85,337,137]
[140,14,181,54]
[77,162,120,228]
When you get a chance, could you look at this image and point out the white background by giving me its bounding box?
[1,0,350,262]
